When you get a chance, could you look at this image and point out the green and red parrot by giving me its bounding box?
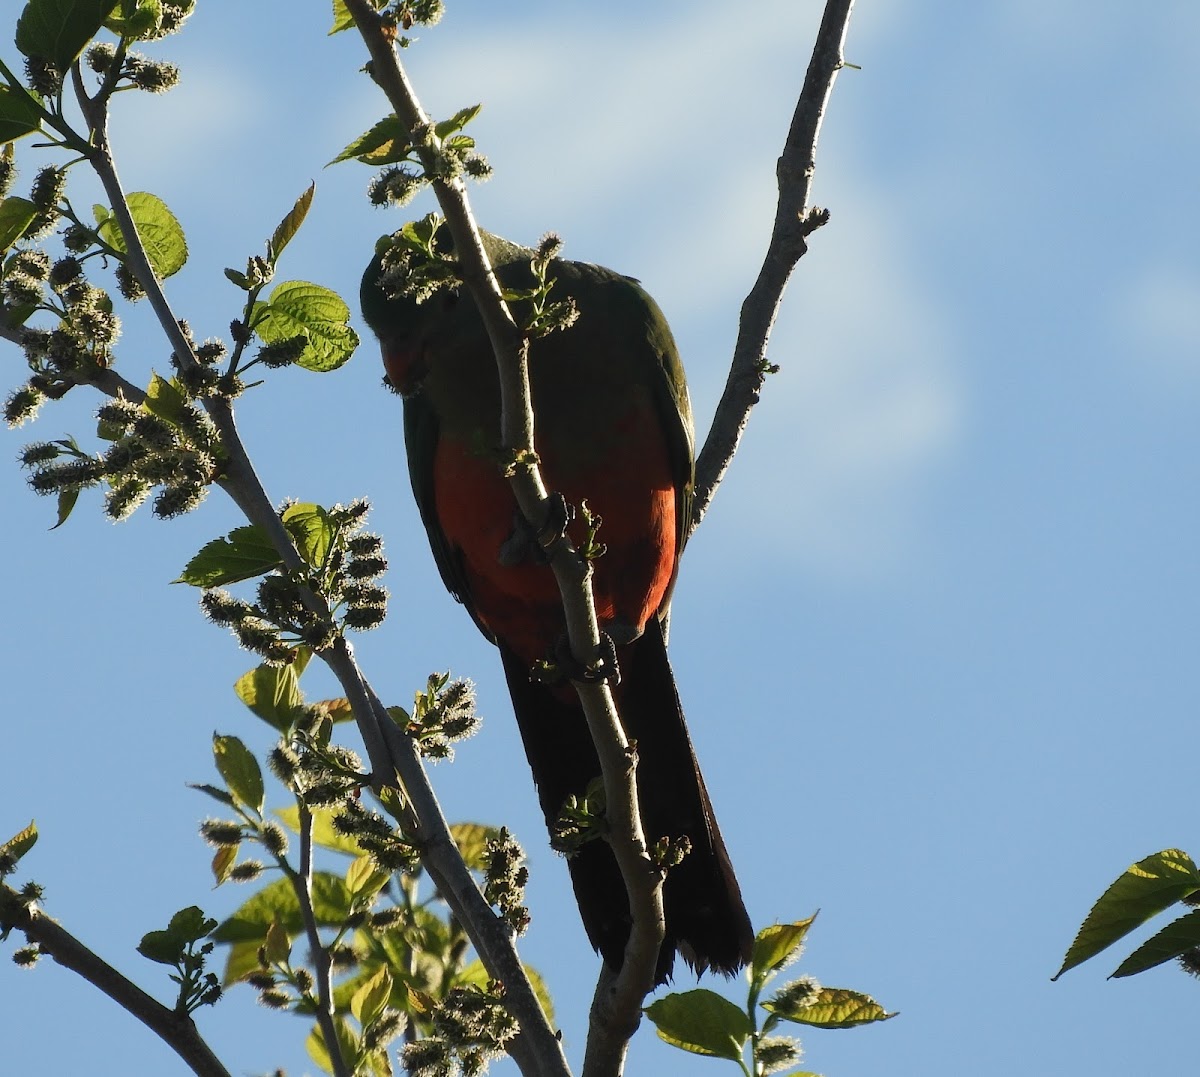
[361,227,752,982]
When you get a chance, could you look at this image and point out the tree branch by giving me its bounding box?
[690,0,856,533]
[346,6,666,1072]
[0,886,232,1077]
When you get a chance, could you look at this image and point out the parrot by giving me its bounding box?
[361,227,753,983]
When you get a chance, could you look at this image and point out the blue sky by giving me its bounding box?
[4,2,1200,1074]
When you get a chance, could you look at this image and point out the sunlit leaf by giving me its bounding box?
[644,989,751,1060]
[766,985,896,1028]
[752,916,817,982]
[16,0,112,68]
[95,193,188,278]
[175,525,282,587]
[213,733,264,814]
[254,281,358,372]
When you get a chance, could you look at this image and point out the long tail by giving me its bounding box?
[500,618,753,982]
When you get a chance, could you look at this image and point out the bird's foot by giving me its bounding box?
[497,493,573,567]
[534,631,622,688]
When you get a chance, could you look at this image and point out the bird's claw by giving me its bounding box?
[497,493,573,567]
[534,631,622,688]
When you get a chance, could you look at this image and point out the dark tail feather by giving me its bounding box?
[500,618,753,982]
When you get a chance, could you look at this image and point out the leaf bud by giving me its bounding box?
[195,339,227,365]
[343,605,386,631]
[229,860,265,882]
[97,397,142,430]
[12,946,42,968]
[62,223,95,253]
[105,478,151,521]
[256,334,307,369]
[259,822,289,857]
[131,412,177,451]
[126,55,181,94]
[48,256,83,290]
[18,441,59,468]
[293,968,314,993]
[258,989,291,1009]
[200,819,245,847]
[152,480,208,519]
[9,249,49,280]
[756,1036,802,1075]
[114,262,146,301]
[2,273,43,307]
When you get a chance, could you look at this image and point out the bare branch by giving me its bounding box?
[690,0,857,533]
[1,886,232,1077]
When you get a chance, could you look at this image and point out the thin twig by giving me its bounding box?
[1,886,233,1077]
[690,0,856,533]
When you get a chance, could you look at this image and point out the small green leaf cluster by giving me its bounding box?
[136,905,221,1015]
[372,212,462,306]
[550,777,607,854]
[390,671,481,761]
[645,917,895,1077]
[329,0,445,44]
[0,823,45,971]
[192,657,546,1076]
[1056,848,1200,981]
[334,102,490,208]
[500,232,580,339]
[184,500,389,664]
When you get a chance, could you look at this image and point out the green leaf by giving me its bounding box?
[328,0,353,34]
[16,0,114,68]
[211,844,236,885]
[0,88,44,145]
[212,733,264,814]
[175,524,283,587]
[104,0,162,38]
[753,916,817,982]
[263,918,291,964]
[137,928,182,965]
[1112,908,1200,978]
[50,487,79,530]
[0,196,38,252]
[307,1016,360,1076]
[644,989,752,1060]
[254,281,359,372]
[329,115,413,167]
[189,782,235,807]
[169,905,217,942]
[433,104,482,140]
[1055,849,1200,978]
[95,192,188,278]
[0,820,38,865]
[767,985,896,1029]
[351,965,393,1028]
[143,371,187,425]
[282,502,334,568]
[276,805,363,855]
[233,661,306,731]
[213,872,351,944]
[267,183,315,265]
[346,854,390,901]
[449,823,501,872]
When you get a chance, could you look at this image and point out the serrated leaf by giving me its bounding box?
[644,989,752,1060]
[233,662,305,731]
[213,733,264,814]
[351,965,393,1028]
[329,0,353,34]
[767,986,896,1028]
[329,115,413,167]
[276,805,364,855]
[143,372,187,425]
[95,192,187,278]
[1055,849,1200,978]
[254,281,358,372]
[753,917,817,982]
[16,0,113,68]
[49,487,79,530]
[449,823,500,872]
[433,104,482,139]
[282,502,334,568]
[211,843,236,885]
[0,88,44,145]
[175,524,283,587]
[0,196,38,252]
[1112,908,1200,978]
[0,820,38,864]
[267,183,315,265]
